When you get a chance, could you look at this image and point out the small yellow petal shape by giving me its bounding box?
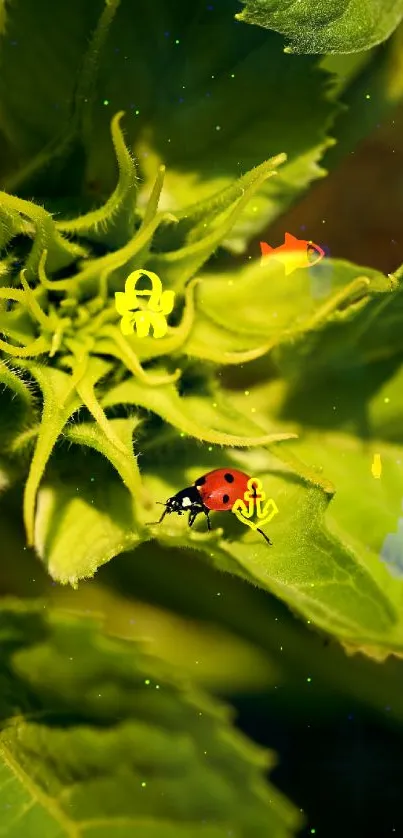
[115,291,132,316]
[120,313,136,335]
[133,310,151,338]
[150,312,169,338]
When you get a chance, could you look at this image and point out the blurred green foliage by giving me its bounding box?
[1,1,403,835]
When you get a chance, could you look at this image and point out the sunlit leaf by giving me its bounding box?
[139,440,403,655]
[237,0,403,54]
[102,375,297,448]
[34,463,140,585]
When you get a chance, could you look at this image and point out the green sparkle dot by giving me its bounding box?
[141,782,147,788]
[103,99,109,106]
[307,677,312,683]
[175,39,180,44]
[145,679,150,685]
[310,830,316,835]
[231,73,235,78]
[365,94,371,99]
[135,109,140,115]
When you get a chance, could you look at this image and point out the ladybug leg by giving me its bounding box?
[148,505,169,525]
[189,507,211,530]
[256,527,273,546]
[204,508,212,531]
[188,509,199,528]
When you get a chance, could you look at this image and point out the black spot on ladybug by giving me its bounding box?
[222,494,230,504]
[195,476,206,486]
[224,473,234,483]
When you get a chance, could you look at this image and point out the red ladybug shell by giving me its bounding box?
[194,468,250,511]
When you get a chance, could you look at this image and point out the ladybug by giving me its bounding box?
[151,468,272,545]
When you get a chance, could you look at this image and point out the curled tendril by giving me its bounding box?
[0,335,49,357]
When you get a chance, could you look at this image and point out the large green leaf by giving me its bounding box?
[0,0,122,198]
[52,584,279,695]
[0,0,339,250]
[183,256,393,373]
[237,0,403,54]
[31,373,296,583]
[202,342,403,659]
[33,443,141,585]
[134,434,403,658]
[0,602,300,837]
[5,486,403,728]
[102,374,297,448]
[33,414,148,585]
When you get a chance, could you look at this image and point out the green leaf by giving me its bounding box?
[15,358,118,547]
[367,360,403,443]
[0,360,36,456]
[273,265,401,382]
[34,455,140,585]
[102,375,297,448]
[96,6,338,251]
[95,325,183,385]
[0,359,35,417]
[0,602,300,836]
[185,312,273,365]
[0,0,339,250]
[56,111,139,249]
[52,584,279,695]
[0,191,87,277]
[202,342,403,659]
[185,256,398,382]
[282,431,403,653]
[65,416,144,501]
[138,440,402,652]
[236,0,403,54]
[147,155,285,286]
[15,362,83,546]
[67,207,176,300]
[0,200,32,249]
[0,0,122,197]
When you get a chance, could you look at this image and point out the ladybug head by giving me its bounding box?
[151,486,203,525]
[163,494,186,516]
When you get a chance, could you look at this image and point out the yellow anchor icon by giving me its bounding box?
[232,477,278,545]
[115,269,175,339]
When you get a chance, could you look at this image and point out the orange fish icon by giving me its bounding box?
[260,232,325,276]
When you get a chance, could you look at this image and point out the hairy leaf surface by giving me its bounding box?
[237,0,403,54]
[0,603,300,837]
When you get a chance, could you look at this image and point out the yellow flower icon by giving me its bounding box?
[115,269,175,339]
